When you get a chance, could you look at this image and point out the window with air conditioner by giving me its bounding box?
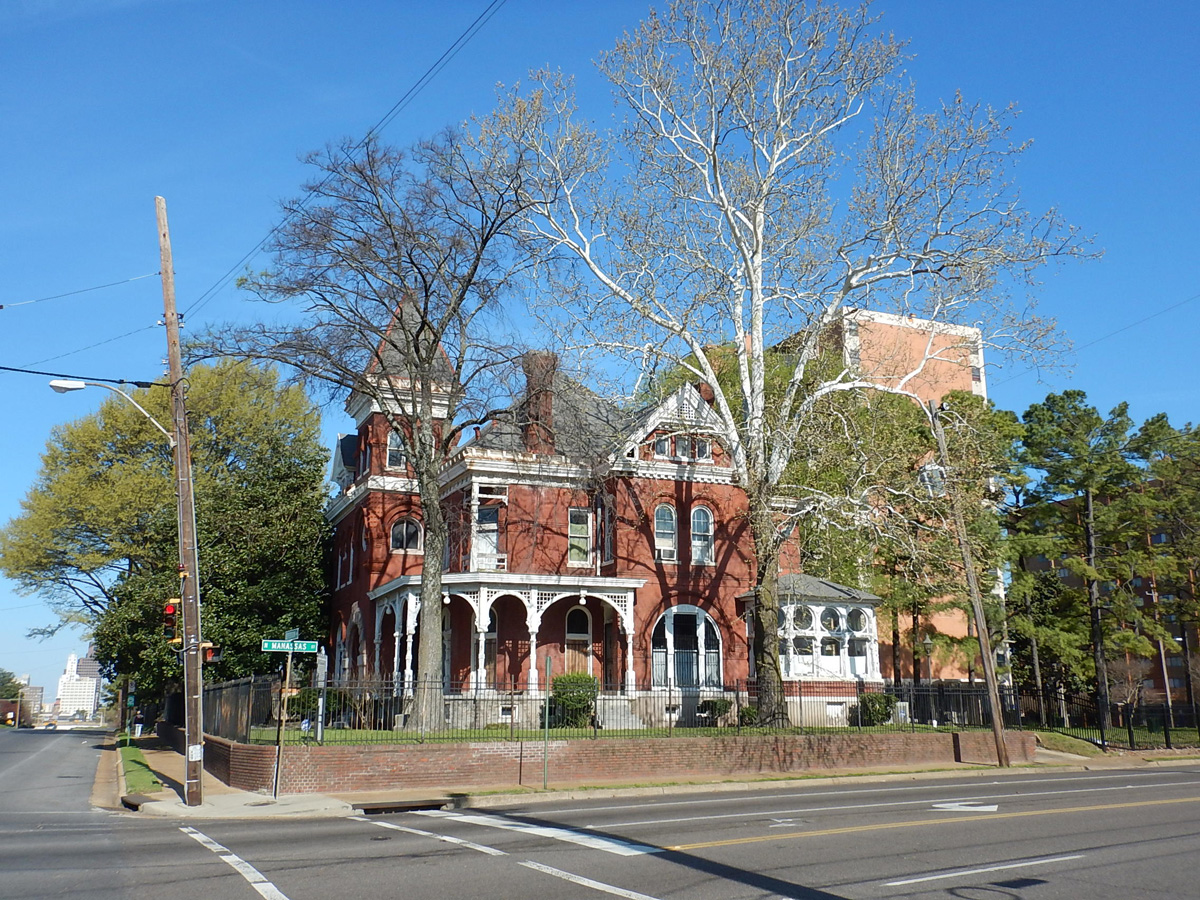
[654,504,677,562]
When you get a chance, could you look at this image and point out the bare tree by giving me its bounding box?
[1106,654,1152,710]
[200,130,540,730]
[490,0,1088,723]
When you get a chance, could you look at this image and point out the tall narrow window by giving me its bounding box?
[601,501,615,563]
[691,506,714,564]
[568,507,591,565]
[390,518,422,552]
[654,505,677,562]
[475,506,501,570]
[386,431,407,469]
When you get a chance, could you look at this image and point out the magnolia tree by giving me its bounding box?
[201,131,542,730]
[489,0,1087,723]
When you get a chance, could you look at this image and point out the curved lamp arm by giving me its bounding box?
[49,379,177,448]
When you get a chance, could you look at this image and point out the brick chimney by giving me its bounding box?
[522,351,557,454]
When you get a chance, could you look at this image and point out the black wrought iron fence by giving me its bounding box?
[201,676,1048,746]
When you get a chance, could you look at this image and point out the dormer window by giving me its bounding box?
[654,435,671,457]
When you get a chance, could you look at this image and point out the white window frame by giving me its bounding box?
[654,434,671,457]
[694,437,711,461]
[690,505,714,565]
[386,430,407,470]
[567,507,592,567]
[654,504,677,562]
[390,517,423,553]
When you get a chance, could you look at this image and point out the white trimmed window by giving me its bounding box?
[691,506,714,564]
[390,518,422,552]
[694,437,711,460]
[654,504,677,562]
[568,507,592,566]
[386,431,407,469]
[654,434,671,457]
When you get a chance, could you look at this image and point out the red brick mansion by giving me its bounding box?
[324,310,986,724]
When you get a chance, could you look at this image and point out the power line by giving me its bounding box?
[181,0,509,321]
[19,324,160,368]
[993,289,1200,388]
[0,272,159,311]
[0,364,161,388]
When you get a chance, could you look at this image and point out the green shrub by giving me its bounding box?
[852,692,897,726]
[550,672,598,727]
[698,698,733,720]
[738,705,759,726]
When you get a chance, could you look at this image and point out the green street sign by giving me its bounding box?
[261,639,319,653]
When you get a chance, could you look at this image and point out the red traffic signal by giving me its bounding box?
[162,600,179,640]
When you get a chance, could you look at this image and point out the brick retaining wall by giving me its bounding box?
[204,730,1034,794]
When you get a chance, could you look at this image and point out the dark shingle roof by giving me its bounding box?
[775,574,881,605]
[473,372,645,464]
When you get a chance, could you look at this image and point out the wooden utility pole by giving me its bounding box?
[930,401,1010,768]
[156,196,205,806]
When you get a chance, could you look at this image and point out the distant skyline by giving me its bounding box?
[3,1,1198,694]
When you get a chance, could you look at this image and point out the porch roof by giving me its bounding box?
[367,571,647,602]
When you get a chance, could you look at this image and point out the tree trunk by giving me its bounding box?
[1030,630,1046,727]
[891,608,901,692]
[911,607,922,689]
[1085,488,1112,729]
[749,502,789,728]
[409,464,447,733]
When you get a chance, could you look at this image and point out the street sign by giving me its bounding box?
[284,627,299,641]
[261,639,319,653]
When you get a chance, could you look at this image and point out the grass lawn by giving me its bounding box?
[1032,730,1105,757]
[118,738,163,794]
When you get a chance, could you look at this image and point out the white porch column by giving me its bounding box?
[391,601,402,684]
[527,609,544,693]
[373,602,384,676]
[623,591,636,693]
[473,589,490,692]
[403,593,419,695]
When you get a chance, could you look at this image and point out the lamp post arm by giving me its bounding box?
[85,382,177,448]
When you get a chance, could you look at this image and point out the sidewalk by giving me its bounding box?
[100,733,1200,820]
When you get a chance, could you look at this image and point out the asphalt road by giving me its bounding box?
[3,729,1199,899]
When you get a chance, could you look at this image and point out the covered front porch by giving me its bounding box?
[361,572,646,695]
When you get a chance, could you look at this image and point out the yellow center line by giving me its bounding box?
[667,795,1200,851]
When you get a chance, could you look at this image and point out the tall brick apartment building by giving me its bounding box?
[324,309,986,724]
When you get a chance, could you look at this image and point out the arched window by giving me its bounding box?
[690,506,714,564]
[386,431,407,469]
[390,518,422,552]
[654,504,677,562]
[820,607,841,632]
[847,608,868,633]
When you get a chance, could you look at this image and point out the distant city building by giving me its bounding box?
[56,653,101,719]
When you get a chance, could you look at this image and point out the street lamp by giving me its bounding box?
[922,634,934,682]
[49,380,176,447]
[49,376,204,806]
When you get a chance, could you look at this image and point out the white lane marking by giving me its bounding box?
[349,815,506,856]
[180,827,291,900]
[586,780,1200,828]
[885,853,1086,886]
[416,810,662,856]
[932,802,999,812]
[553,770,1188,816]
[520,860,662,900]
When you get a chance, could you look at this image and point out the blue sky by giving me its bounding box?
[2,0,1198,697]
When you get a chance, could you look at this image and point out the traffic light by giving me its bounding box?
[201,643,222,664]
[162,600,179,640]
